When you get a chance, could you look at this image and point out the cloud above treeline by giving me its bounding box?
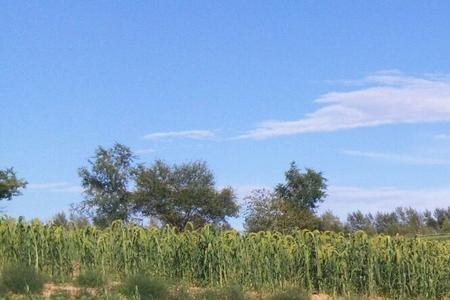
[142,130,216,140]
[342,150,450,166]
[322,185,450,219]
[238,71,450,139]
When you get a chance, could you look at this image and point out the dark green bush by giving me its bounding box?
[270,287,309,300]
[167,285,193,300]
[0,263,46,294]
[197,284,245,300]
[121,273,168,300]
[75,270,106,288]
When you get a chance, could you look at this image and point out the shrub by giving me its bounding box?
[166,285,192,300]
[75,270,106,288]
[197,284,245,300]
[121,273,168,300]
[0,263,46,294]
[270,287,309,300]
[220,284,245,300]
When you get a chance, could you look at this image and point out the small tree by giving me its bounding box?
[275,162,327,212]
[245,162,326,233]
[77,143,135,227]
[346,211,375,234]
[0,168,27,201]
[133,160,238,229]
[244,189,283,232]
[244,189,319,233]
[319,211,344,232]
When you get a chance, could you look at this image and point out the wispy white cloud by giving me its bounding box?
[28,182,83,193]
[342,150,450,165]
[435,133,450,140]
[323,185,450,219]
[142,130,216,140]
[135,148,156,155]
[238,71,450,139]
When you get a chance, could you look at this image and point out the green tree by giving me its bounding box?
[318,211,344,232]
[244,189,319,233]
[133,160,238,229]
[345,211,375,234]
[244,189,283,232]
[245,162,326,233]
[77,143,135,227]
[0,168,27,201]
[374,211,400,235]
[275,162,327,212]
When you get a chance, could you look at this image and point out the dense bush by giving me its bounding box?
[269,287,309,300]
[75,270,106,288]
[197,284,245,300]
[121,273,169,300]
[0,263,46,294]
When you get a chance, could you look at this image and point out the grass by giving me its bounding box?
[0,263,47,295]
[269,287,309,300]
[75,270,106,288]
[418,233,450,241]
[121,273,169,300]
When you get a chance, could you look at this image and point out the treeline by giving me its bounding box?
[2,143,450,236]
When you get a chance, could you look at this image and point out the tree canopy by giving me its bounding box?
[77,143,136,227]
[0,168,27,201]
[245,162,327,233]
[133,160,238,229]
[76,144,239,229]
[275,162,327,212]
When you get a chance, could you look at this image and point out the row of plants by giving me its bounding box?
[0,219,449,298]
[0,263,250,299]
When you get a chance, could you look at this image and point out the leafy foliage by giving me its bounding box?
[0,263,46,294]
[75,270,105,288]
[275,162,327,212]
[1,219,449,298]
[346,207,450,236]
[77,143,136,227]
[0,168,27,201]
[269,287,309,300]
[245,162,326,233]
[121,273,168,300]
[133,160,238,229]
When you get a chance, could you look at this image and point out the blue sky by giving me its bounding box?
[2,2,450,229]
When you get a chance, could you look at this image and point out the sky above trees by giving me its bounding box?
[2,2,450,229]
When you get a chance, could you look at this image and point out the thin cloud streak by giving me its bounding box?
[142,130,216,140]
[435,133,450,140]
[323,185,450,219]
[28,182,83,193]
[135,148,156,155]
[238,71,450,139]
[342,150,450,165]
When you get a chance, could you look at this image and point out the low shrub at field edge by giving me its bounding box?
[269,287,309,300]
[0,263,46,294]
[75,270,106,288]
[121,273,169,300]
[196,284,245,300]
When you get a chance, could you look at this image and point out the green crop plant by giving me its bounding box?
[0,218,448,299]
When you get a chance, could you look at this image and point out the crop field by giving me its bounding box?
[0,219,449,299]
[418,233,450,242]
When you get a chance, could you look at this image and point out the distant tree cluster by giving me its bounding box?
[345,207,450,236]
[76,143,238,229]
[3,143,450,236]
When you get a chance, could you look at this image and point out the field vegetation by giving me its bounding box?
[0,219,448,299]
[1,144,450,299]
